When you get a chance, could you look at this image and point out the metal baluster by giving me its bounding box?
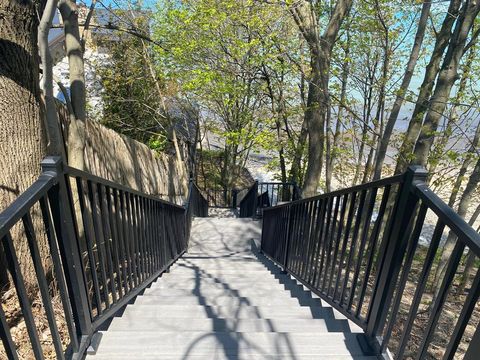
[321,195,341,292]
[0,301,18,360]
[333,191,357,301]
[39,196,79,351]
[106,187,124,298]
[114,189,130,294]
[381,203,428,349]
[1,232,44,359]
[395,220,445,359]
[355,185,391,316]
[98,185,118,303]
[22,213,64,359]
[77,178,103,315]
[346,188,378,311]
[415,240,465,360]
[327,193,349,298]
[88,181,110,310]
[339,189,367,308]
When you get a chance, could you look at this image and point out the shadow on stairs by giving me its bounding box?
[87,218,379,360]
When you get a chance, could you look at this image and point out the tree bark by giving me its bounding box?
[412,1,480,167]
[373,0,431,180]
[59,0,86,170]
[395,0,462,174]
[327,30,350,191]
[353,59,376,186]
[291,0,353,196]
[288,120,308,185]
[433,155,480,294]
[429,42,476,174]
[448,122,480,207]
[39,0,65,158]
[0,0,47,290]
[458,205,480,294]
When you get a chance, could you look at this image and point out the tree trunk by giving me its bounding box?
[327,33,350,191]
[39,0,65,158]
[290,0,353,197]
[448,122,480,207]
[412,2,480,168]
[0,0,47,290]
[458,204,480,294]
[429,42,476,174]
[433,156,480,294]
[289,120,308,185]
[59,0,86,170]
[395,0,462,174]
[302,67,327,195]
[373,0,431,180]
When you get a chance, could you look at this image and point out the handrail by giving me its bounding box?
[414,183,480,253]
[65,165,185,209]
[265,173,404,210]
[239,180,302,218]
[239,181,258,218]
[203,188,238,208]
[261,166,480,359]
[0,173,58,239]
[0,156,207,359]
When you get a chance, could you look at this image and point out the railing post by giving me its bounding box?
[41,157,92,350]
[282,204,293,272]
[252,181,258,218]
[366,166,428,349]
[293,182,301,201]
[232,189,238,208]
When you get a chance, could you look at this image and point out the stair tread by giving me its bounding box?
[93,331,368,356]
[107,317,350,333]
[87,218,371,359]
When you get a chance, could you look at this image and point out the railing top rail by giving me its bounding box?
[0,172,57,239]
[414,182,480,254]
[263,173,405,211]
[0,156,209,360]
[239,180,258,205]
[65,165,185,210]
[258,182,297,185]
[185,180,208,209]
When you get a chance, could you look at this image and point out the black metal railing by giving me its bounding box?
[261,166,480,359]
[0,157,207,359]
[203,188,238,208]
[257,182,300,208]
[239,181,258,218]
[185,181,209,239]
[240,181,301,218]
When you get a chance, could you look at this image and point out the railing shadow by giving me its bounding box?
[249,240,355,333]
[166,218,363,359]
[174,219,299,359]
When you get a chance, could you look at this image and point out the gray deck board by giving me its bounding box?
[87,217,371,359]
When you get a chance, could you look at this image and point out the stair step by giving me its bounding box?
[150,282,303,292]
[134,295,321,306]
[143,287,312,298]
[91,332,368,357]
[160,272,284,280]
[153,277,294,287]
[87,217,372,359]
[107,317,336,333]
[121,304,334,319]
[90,355,377,360]
[171,263,270,270]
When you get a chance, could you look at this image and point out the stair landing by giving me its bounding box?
[87,218,376,359]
